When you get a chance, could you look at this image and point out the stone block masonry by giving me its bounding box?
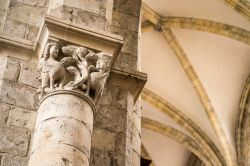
[0,55,39,166]
[0,0,145,165]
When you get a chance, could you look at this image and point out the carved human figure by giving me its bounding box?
[86,53,109,103]
[38,42,66,95]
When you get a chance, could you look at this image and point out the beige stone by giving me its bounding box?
[25,25,40,41]
[113,52,138,72]
[50,0,113,29]
[8,107,37,131]
[0,1,144,166]
[0,125,30,156]
[37,92,94,131]
[1,155,28,166]
[92,128,116,151]
[101,84,129,110]
[29,144,89,166]
[0,102,11,124]
[8,2,47,26]
[18,61,40,88]
[29,90,95,166]
[0,79,38,109]
[0,0,9,11]
[32,117,91,156]
[90,148,112,166]
[112,11,139,32]
[3,57,20,82]
[111,26,138,55]
[113,0,141,17]
[3,19,26,39]
[95,105,127,133]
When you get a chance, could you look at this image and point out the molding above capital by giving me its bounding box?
[36,15,123,67]
[109,68,147,103]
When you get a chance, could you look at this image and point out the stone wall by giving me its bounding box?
[0,0,143,165]
[89,0,142,165]
[0,0,49,42]
[112,0,141,72]
[0,46,40,165]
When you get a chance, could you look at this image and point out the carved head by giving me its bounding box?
[43,42,60,60]
[96,57,108,71]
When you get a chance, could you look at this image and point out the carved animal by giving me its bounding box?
[61,46,92,90]
[39,42,67,94]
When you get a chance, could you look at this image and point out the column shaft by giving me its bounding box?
[29,90,95,166]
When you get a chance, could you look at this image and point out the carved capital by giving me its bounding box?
[38,40,112,105]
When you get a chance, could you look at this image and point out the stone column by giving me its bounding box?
[28,90,95,166]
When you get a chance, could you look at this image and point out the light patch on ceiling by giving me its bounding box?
[143,0,250,30]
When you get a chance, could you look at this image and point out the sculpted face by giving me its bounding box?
[50,45,59,59]
[96,60,107,70]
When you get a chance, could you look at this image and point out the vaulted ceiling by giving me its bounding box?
[140,0,250,165]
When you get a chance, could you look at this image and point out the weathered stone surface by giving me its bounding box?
[0,44,34,61]
[8,2,47,26]
[64,0,113,18]
[8,107,37,131]
[0,11,5,32]
[1,154,28,166]
[101,84,129,111]
[95,105,127,133]
[29,144,89,166]
[112,11,139,32]
[50,0,113,25]
[18,61,40,88]
[0,125,30,156]
[90,148,112,166]
[37,92,94,131]
[32,117,91,157]
[25,25,39,41]
[50,6,111,32]
[3,57,20,82]
[92,128,116,151]
[113,52,138,71]
[17,0,50,7]
[128,120,141,154]
[111,26,138,55]
[0,57,6,79]
[0,79,38,109]
[0,102,11,124]
[113,0,141,17]
[0,0,9,11]
[115,133,126,165]
[126,150,140,166]
[75,9,111,31]
[130,111,141,136]
[3,19,26,39]
[29,91,94,166]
